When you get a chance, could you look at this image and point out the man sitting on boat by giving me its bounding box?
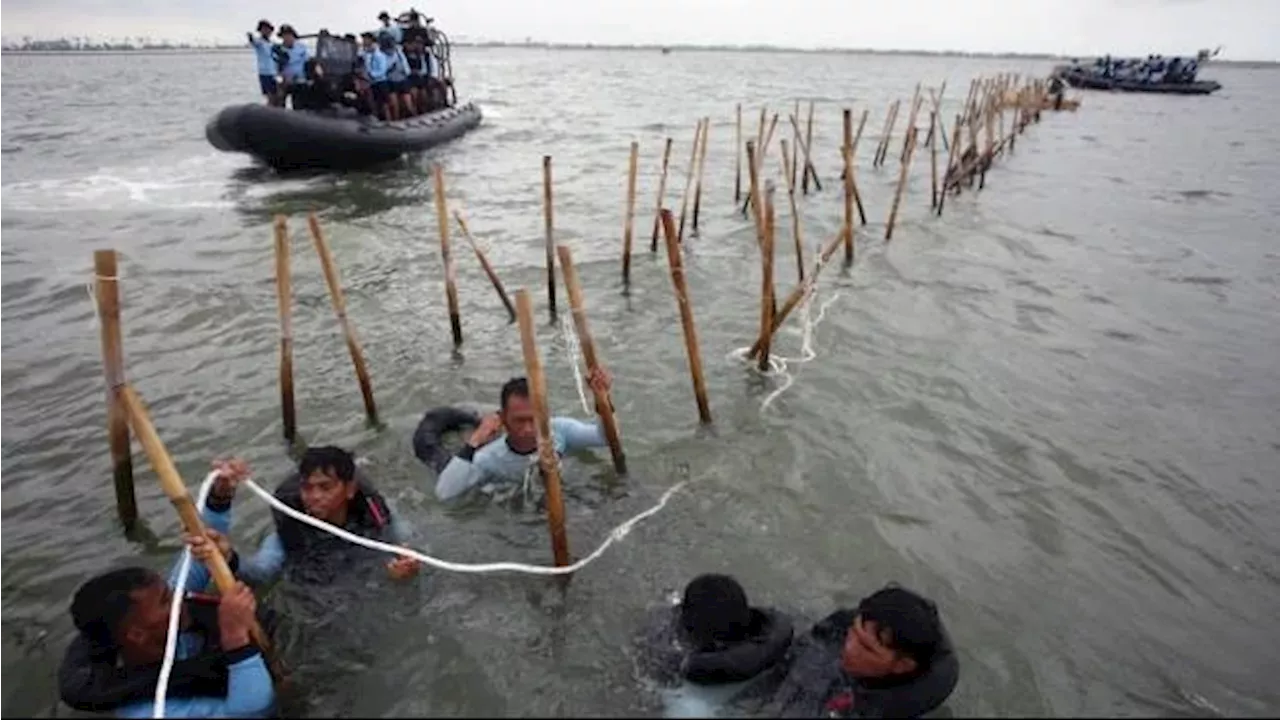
[246,20,281,107]
[185,447,423,587]
[433,371,615,502]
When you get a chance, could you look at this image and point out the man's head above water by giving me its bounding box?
[679,573,753,651]
[499,377,537,453]
[297,445,358,524]
[71,567,175,665]
[841,584,943,680]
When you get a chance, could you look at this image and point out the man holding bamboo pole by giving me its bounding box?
[433,369,617,503]
[58,458,278,718]
[185,448,422,587]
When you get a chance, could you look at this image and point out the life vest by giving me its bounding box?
[271,470,395,585]
[58,598,228,713]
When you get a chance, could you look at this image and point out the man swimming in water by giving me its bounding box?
[187,448,422,586]
[433,369,614,502]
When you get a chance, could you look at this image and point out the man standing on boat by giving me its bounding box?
[276,25,311,109]
[247,20,281,107]
[433,370,615,502]
[374,11,402,45]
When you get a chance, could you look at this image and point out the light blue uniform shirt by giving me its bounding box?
[250,37,276,75]
[387,48,410,83]
[363,48,389,82]
[280,42,309,83]
[375,25,403,45]
[435,417,608,501]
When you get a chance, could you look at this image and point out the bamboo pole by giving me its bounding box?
[649,137,674,252]
[118,385,276,664]
[433,165,464,346]
[900,83,923,163]
[842,109,854,265]
[692,116,711,235]
[755,106,767,163]
[747,232,844,360]
[542,155,557,319]
[677,118,704,243]
[514,289,571,567]
[885,126,919,241]
[788,113,822,195]
[937,116,963,217]
[454,211,516,322]
[271,219,296,442]
[622,140,639,286]
[734,103,742,204]
[93,249,137,529]
[929,111,939,210]
[757,184,777,372]
[307,214,378,424]
[779,139,804,284]
[852,108,870,158]
[742,113,779,217]
[658,210,712,425]
[801,100,816,194]
[556,245,627,476]
[872,101,894,168]
[791,100,801,190]
[745,140,765,250]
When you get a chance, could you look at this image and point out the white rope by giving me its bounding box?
[559,313,594,416]
[153,466,688,714]
[239,472,686,575]
[154,473,216,718]
[728,251,843,413]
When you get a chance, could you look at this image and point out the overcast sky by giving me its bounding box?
[3,0,1277,60]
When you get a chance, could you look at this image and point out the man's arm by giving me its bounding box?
[231,532,286,588]
[168,501,234,593]
[115,649,275,719]
[434,444,490,501]
[552,416,607,453]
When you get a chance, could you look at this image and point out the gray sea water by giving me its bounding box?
[3,48,1279,717]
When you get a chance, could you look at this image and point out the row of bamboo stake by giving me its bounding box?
[94,72,1064,578]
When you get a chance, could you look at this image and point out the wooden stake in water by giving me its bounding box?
[271,218,297,442]
[734,103,743,204]
[650,137,674,252]
[692,116,711,235]
[901,83,923,162]
[659,209,712,425]
[757,184,777,372]
[556,245,627,475]
[514,289,571,567]
[93,249,137,530]
[742,113,779,217]
[802,100,816,194]
[791,100,801,190]
[842,108,855,265]
[937,116,963,217]
[677,119,704,243]
[748,231,844,360]
[433,165,463,346]
[542,155,557,320]
[788,114,822,194]
[885,126,919,241]
[779,139,804,283]
[745,140,765,249]
[118,385,279,672]
[929,111,939,209]
[454,211,517,322]
[307,213,378,424]
[622,140,639,286]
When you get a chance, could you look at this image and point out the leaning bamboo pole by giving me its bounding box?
[433,165,463,346]
[271,219,296,443]
[658,209,712,425]
[454,212,517,322]
[93,249,137,528]
[556,245,627,476]
[307,214,378,424]
[649,137,674,252]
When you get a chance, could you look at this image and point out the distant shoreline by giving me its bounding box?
[2,43,1276,67]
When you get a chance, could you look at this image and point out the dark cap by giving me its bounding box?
[378,10,391,19]
[278,24,297,37]
[257,19,274,31]
[360,31,376,40]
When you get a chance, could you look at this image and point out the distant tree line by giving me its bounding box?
[1,37,238,52]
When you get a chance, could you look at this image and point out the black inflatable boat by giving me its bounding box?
[1058,69,1222,95]
[206,102,483,170]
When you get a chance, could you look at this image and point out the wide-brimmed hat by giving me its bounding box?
[257,19,274,31]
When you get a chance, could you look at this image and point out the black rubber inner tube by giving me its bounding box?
[412,405,483,473]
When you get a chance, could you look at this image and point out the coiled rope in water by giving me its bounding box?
[155,469,689,717]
